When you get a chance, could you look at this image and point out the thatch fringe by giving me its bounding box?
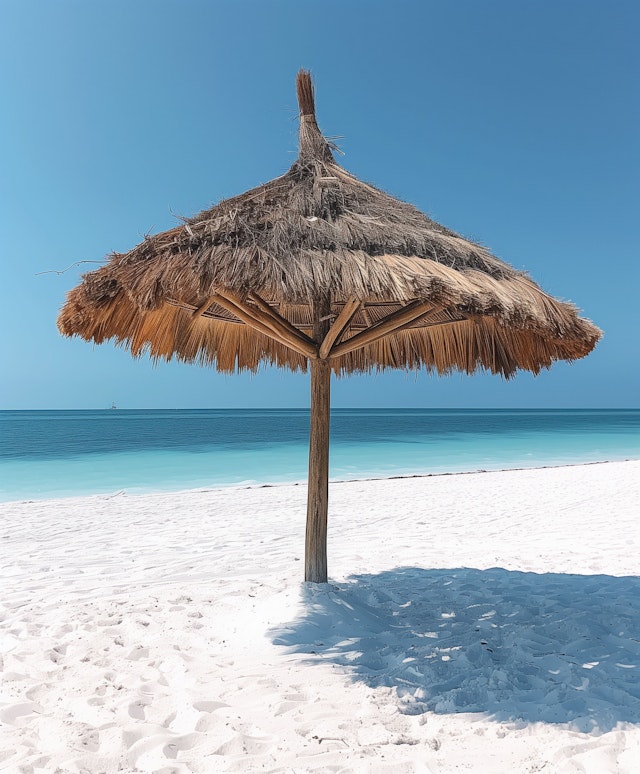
[59,282,595,378]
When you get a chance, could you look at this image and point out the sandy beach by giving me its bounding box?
[1,460,639,773]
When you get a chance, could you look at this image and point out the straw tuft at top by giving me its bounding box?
[296,69,316,117]
[296,69,333,162]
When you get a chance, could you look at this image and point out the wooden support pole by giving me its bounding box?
[305,357,330,583]
[305,298,331,583]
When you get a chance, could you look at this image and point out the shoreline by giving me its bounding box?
[3,454,639,505]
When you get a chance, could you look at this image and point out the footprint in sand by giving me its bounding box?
[127,731,200,770]
[162,704,203,733]
[192,700,229,713]
[79,728,100,752]
[274,700,302,716]
[128,700,148,720]
[213,728,273,757]
[126,645,150,661]
[0,702,43,726]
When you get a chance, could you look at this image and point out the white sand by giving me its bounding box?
[1,460,639,773]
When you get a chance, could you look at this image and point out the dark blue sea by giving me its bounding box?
[1,409,638,502]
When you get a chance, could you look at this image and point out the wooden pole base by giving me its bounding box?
[305,357,331,583]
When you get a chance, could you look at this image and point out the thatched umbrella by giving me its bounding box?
[58,71,600,583]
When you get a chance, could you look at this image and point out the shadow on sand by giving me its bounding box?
[271,567,640,732]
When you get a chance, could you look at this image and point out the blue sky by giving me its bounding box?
[1,0,637,409]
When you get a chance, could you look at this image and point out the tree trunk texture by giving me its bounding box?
[305,298,331,583]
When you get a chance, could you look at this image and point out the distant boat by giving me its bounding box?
[110,403,117,410]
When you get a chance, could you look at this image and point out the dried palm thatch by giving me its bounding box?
[59,72,599,378]
[58,70,600,582]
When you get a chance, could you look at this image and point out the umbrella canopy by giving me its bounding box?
[59,70,601,582]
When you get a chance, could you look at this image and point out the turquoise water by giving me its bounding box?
[1,409,638,502]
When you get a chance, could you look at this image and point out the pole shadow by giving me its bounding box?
[271,567,640,732]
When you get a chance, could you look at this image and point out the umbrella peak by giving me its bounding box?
[296,69,334,163]
[296,69,316,117]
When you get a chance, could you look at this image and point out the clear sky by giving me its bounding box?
[1,0,637,409]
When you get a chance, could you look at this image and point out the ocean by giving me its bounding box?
[1,409,639,502]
